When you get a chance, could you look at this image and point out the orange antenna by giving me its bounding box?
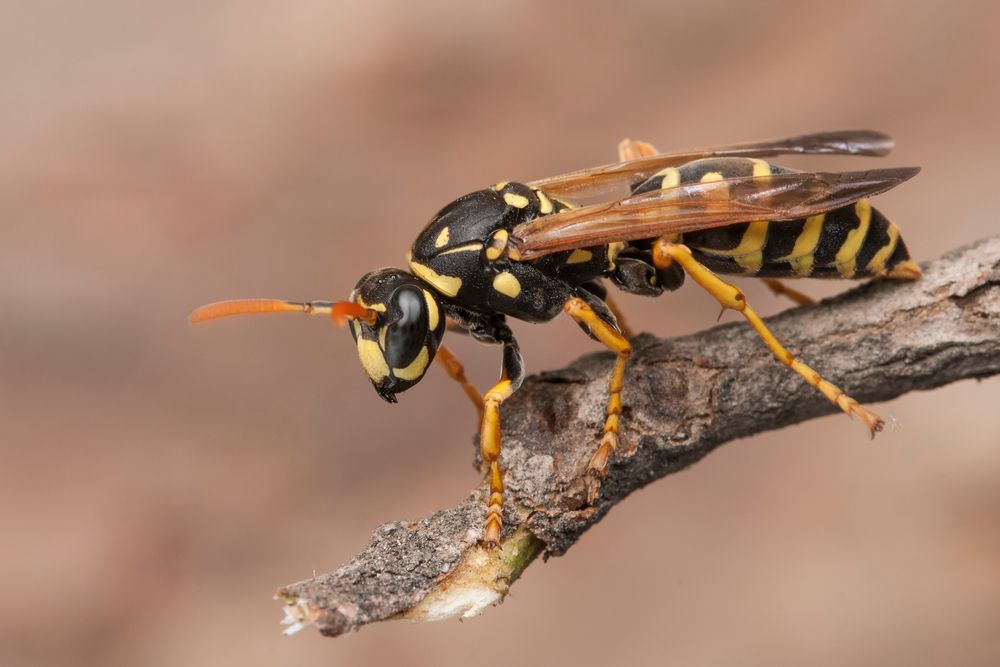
[188,298,376,327]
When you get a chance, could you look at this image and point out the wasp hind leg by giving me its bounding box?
[563,292,633,503]
[652,240,883,436]
[762,278,816,307]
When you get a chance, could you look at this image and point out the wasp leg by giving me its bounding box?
[762,278,816,307]
[652,240,884,436]
[564,295,633,503]
[479,336,524,546]
[618,137,660,161]
[435,344,484,423]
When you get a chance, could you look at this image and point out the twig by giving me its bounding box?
[276,235,1000,637]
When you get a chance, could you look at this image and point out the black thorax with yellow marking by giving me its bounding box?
[407,181,623,324]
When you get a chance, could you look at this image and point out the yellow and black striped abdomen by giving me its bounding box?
[636,157,920,280]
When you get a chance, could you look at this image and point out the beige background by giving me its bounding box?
[2,1,998,665]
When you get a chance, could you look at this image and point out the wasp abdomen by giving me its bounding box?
[632,157,920,280]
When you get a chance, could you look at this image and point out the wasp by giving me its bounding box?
[191,130,920,545]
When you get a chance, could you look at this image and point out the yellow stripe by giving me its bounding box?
[357,339,389,382]
[699,171,723,183]
[750,159,772,177]
[836,200,872,277]
[695,220,769,273]
[436,242,483,256]
[607,241,625,269]
[356,296,387,312]
[536,189,554,214]
[566,249,593,264]
[423,290,439,330]
[657,167,680,188]
[777,213,825,277]
[393,345,429,381]
[865,222,900,276]
[434,226,450,248]
[408,259,463,297]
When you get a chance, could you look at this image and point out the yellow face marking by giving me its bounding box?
[865,222,900,276]
[357,339,389,382]
[836,200,872,277]
[693,220,769,273]
[350,319,361,338]
[408,259,463,297]
[777,213,825,277]
[750,159,772,177]
[434,226,450,248]
[566,248,593,264]
[656,167,680,189]
[606,241,625,270]
[436,242,483,256]
[422,289,439,330]
[356,296,387,312]
[492,271,521,298]
[378,324,388,351]
[536,189,554,214]
[392,345,429,381]
[503,192,529,209]
[493,181,509,191]
[485,229,508,261]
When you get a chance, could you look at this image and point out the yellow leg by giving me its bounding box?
[652,240,884,436]
[435,344,484,423]
[762,278,816,307]
[480,372,515,546]
[564,297,634,502]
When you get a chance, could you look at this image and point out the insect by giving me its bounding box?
[190,130,920,546]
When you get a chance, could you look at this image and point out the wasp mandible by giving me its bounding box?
[191,130,920,545]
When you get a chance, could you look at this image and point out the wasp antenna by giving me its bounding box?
[188,298,319,323]
[330,301,378,327]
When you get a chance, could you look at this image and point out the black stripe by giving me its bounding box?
[854,208,891,271]
[812,206,860,266]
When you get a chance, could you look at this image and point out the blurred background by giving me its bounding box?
[2,1,998,665]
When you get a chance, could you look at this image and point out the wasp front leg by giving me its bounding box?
[652,239,884,435]
[563,292,633,503]
[479,332,524,546]
[435,344,484,423]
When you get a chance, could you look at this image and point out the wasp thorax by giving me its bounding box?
[348,268,445,402]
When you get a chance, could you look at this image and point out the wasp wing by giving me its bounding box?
[528,130,894,204]
[510,167,919,261]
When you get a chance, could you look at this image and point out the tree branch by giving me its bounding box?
[276,235,1000,637]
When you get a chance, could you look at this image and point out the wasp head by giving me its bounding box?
[347,268,445,402]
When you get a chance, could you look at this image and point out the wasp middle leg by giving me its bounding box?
[564,292,633,502]
[652,239,884,435]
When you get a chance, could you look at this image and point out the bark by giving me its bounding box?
[276,235,1000,637]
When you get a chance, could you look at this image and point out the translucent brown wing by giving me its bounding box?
[510,167,919,261]
[528,130,894,205]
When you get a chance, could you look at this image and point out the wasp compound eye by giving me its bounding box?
[384,285,429,369]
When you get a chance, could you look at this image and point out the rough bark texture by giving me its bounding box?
[276,235,1000,638]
